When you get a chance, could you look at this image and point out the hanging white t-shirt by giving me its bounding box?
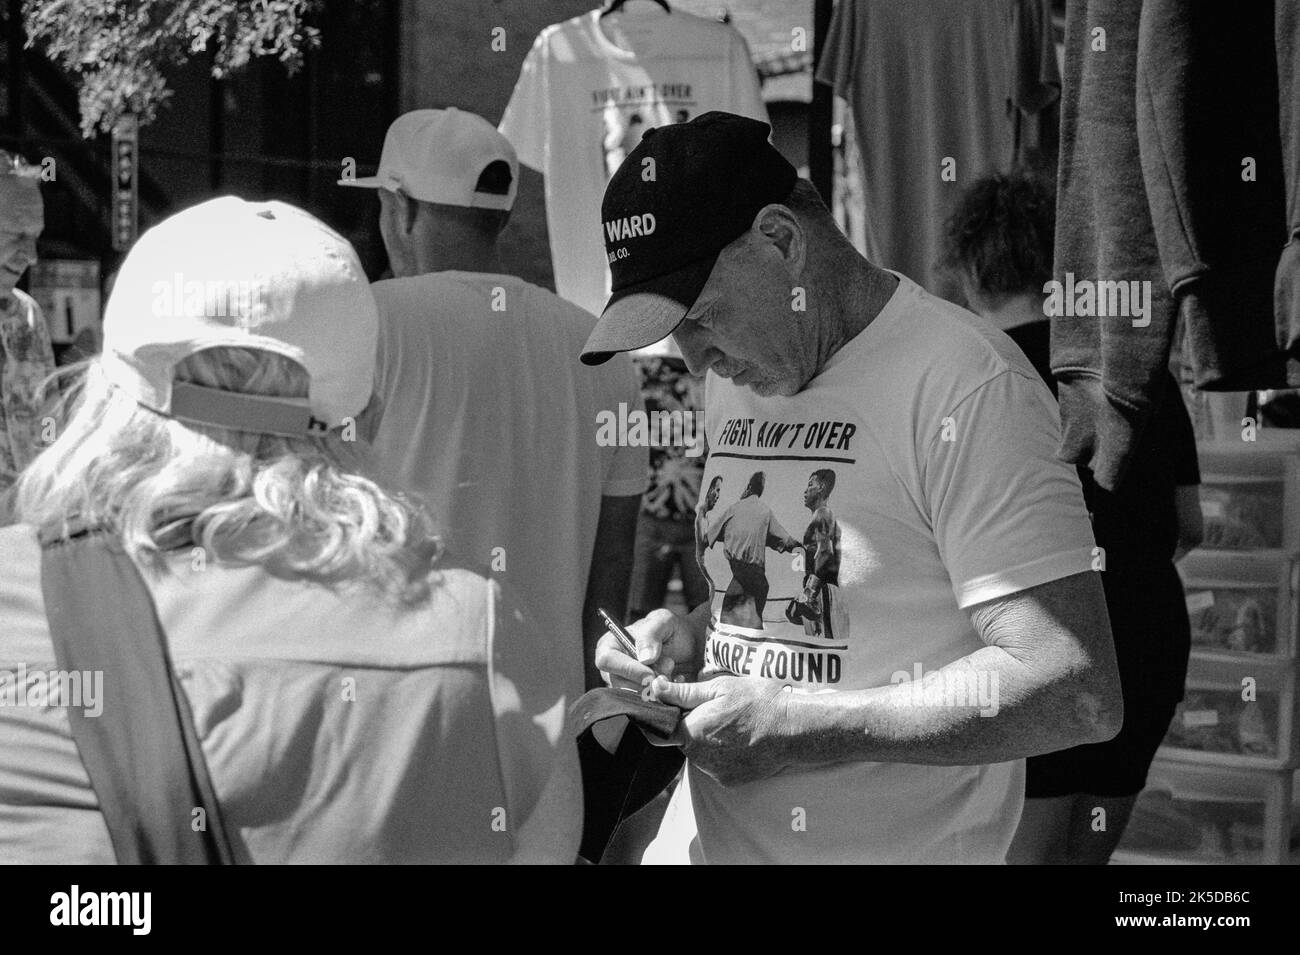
[368,271,646,702]
[499,8,768,316]
[645,274,1098,864]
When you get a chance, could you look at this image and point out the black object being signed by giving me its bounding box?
[570,686,685,863]
[570,685,682,740]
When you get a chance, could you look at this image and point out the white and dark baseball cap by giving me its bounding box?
[100,196,378,437]
[580,111,798,366]
[338,107,518,211]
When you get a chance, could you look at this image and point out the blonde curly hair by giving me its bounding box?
[17,346,438,603]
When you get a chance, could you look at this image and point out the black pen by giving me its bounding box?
[597,607,640,660]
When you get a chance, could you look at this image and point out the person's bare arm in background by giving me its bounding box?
[582,494,640,690]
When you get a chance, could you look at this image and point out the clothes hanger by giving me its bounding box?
[600,0,671,16]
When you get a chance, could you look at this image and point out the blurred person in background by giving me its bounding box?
[0,197,579,863]
[942,168,1202,865]
[343,108,644,696]
[0,151,56,513]
[627,339,712,621]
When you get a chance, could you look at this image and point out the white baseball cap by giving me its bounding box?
[101,196,378,437]
[338,107,518,211]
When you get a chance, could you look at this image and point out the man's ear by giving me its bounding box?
[753,204,806,278]
[388,188,420,236]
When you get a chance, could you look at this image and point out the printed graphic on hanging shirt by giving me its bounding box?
[597,82,699,182]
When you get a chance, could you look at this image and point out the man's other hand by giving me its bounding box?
[650,675,799,786]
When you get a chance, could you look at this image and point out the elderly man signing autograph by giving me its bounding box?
[580,113,1121,865]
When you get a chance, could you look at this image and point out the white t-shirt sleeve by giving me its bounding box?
[922,369,1096,609]
[727,31,769,123]
[499,31,550,173]
[603,354,649,498]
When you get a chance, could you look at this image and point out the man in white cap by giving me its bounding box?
[341,108,645,696]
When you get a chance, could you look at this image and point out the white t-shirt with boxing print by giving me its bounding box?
[644,272,1098,865]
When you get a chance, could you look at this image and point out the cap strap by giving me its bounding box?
[168,382,333,438]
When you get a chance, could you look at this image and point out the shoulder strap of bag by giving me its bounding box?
[38,520,238,864]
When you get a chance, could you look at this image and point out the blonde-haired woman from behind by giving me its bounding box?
[0,197,579,864]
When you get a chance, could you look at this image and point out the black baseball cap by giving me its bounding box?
[580,111,799,365]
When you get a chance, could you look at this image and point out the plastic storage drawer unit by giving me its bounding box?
[1113,758,1294,864]
[1195,441,1298,554]
[1180,552,1296,659]
[1160,653,1297,769]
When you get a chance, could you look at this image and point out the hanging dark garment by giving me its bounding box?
[1138,0,1291,391]
[1055,0,1293,491]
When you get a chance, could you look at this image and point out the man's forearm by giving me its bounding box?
[782,644,1118,768]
